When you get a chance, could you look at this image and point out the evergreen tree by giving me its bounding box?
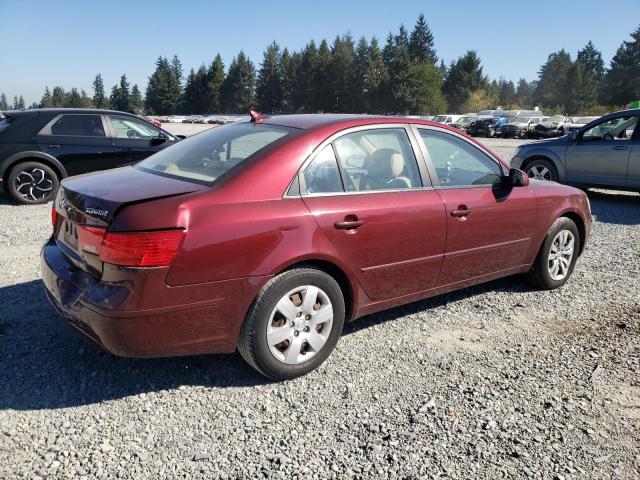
[40,87,52,108]
[389,26,413,113]
[567,61,597,114]
[515,79,534,108]
[206,54,225,113]
[409,14,437,64]
[0,93,8,110]
[293,40,319,112]
[279,48,297,113]
[443,51,487,112]
[577,41,605,82]
[365,37,389,113]
[51,87,67,107]
[92,73,108,108]
[79,89,94,108]
[405,62,447,114]
[313,40,332,112]
[146,56,182,114]
[329,35,356,111]
[602,26,640,106]
[130,84,144,113]
[171,55,183,92]
[65,88,83,108]
[256,41,284,113]
[12,96,19,109]
[220,51,256,113]
[16,95,26,109]
[110,74,131,112]
[497,77,516,107]
[353,37,370,112]
[535,49,573,110]
[182,66,209,113]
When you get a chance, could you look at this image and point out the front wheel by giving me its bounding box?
[525,159,558,182]
[7,161,59,204]
[526,217,580,290]
[238,267,345,380]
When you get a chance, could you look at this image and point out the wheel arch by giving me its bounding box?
[273,258,357,321]
[522,154,564,181]
[1,151,67,183]
[559,210,586,256]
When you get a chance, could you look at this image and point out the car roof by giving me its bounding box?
[11,108,138,116]
[261,113,456,131]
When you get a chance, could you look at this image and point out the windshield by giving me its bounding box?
[137,122,293,184]
[457,116,474,124]
[432,116,447,123]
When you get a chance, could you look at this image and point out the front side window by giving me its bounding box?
[418,129,503,187]
[582,116,638,142]
[333,128,423,191]
[49,115,105,137]
[303,145,344,194]
[137,122,292,184]
[109,116,161,139]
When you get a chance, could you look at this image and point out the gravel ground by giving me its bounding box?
[0,134,639,479]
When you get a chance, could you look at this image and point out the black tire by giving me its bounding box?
[526,217,580,290]
[237,267,345,380]
[7,161,59,204]
[523,158,558,182]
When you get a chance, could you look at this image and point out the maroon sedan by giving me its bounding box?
[41,113,592,379]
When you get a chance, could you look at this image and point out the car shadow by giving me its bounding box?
[0,280,269,411]
[587,189,640,225]
[1,275,536,411]
[344,275,536,335]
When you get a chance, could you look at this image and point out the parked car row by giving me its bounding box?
[152,114,249,125]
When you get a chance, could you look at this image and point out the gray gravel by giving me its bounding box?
[1,138,639,479]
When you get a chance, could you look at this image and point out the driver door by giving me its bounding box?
[566,115,638,187]
[107,115,174,166]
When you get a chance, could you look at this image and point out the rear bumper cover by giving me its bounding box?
[40,237,267,357]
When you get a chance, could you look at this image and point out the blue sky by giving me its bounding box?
[1,0,638,105]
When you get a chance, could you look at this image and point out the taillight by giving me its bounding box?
[99,230,185,267]
[51,207,58,227]
[77,226,106,255]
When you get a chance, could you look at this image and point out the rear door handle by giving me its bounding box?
[613,145,629,150]
[334,219,365,230]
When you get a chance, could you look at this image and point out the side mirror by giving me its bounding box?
[508,168,529,187]
[150,136,168,146]
[176,134,186,140]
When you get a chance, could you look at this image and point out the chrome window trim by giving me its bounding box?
[409,124,508,189]
[37,113,110,138]
[288,123,434,198]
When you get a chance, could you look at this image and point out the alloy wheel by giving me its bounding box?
[266,285,334,365]
[527,164,553,181]
[14,168,54,202]
[547,230,575,281]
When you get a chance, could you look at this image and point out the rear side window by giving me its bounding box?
[50,115,106,137]
[303,145,344,194]
[137,122,292,184]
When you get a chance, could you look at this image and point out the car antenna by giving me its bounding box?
[250,111,270,123]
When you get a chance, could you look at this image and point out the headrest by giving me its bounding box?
[367,149,404,178]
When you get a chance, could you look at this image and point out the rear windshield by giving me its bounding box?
[137,122,293,184]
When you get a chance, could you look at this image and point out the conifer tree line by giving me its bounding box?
[2,18,639,116]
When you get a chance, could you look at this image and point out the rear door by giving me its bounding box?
[106,114,176,165]
[413,126,537,286]
[300,125,446,301]
[37,114,118,175]
[566,114,638,187]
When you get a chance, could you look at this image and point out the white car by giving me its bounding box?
[431,114,462,125]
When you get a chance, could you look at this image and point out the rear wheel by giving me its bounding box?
[7,161,59,204]
[238,267,345,380]
[527,217,580,290]
[524,158,558,182]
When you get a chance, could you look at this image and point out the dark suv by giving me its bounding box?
[0,108,181,204]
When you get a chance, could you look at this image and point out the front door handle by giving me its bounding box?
[451,205,471,218]
[117,147,131,152]
[334,217,365,230]
[613,145,629,150]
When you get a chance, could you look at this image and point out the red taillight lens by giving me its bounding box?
[77,226,106,255]
[51,207,58,227]
[99,230,184,267]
